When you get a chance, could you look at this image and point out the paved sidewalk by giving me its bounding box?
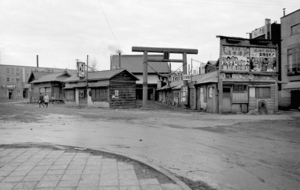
[0,147,182,190]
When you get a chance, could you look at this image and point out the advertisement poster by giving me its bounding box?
[221,46,250,71]
[250,48,276,72]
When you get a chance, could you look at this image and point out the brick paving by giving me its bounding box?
[0,148,182,190]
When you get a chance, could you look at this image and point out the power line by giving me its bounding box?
[96,0,122,50]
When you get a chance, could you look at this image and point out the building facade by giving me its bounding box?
[280,9,300,109]
[110,55,171,101]
[63,69,138,109]
[0,64,69,100]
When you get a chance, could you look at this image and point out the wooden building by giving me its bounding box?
[28,70,72,102]
[110,55,170,100]
[63,69,139,109]
[157,80,183,106]
[192,36,278,114]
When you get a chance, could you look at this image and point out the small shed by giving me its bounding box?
[28,70,72,102]
[63,69,139,109]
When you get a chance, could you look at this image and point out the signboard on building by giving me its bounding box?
[251,26,265,39]
[7,85,16,89]
[250,48,276,72]
[77,62,85,78]
[180,86,188,104]
[182,74,191,81]
[221,46,250,71]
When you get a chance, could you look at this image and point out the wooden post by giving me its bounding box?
[183,52,187,86]
[218,40,223,114]
[143,51,148,107]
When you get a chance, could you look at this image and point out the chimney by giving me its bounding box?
[283,8,286,16]
[118,52,121,69]
[37,55,39,68]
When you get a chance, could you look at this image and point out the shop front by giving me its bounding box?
[217,36,278,114]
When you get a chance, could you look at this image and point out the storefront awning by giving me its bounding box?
[283,82,300,91]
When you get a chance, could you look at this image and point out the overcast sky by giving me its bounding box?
[0,0,299,71]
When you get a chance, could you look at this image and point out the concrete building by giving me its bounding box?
[0,64,69,100]
[280,9,300,109]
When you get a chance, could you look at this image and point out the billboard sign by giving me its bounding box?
[77,62,85,78]
[250,48,276,72]
[221,46,250,71]
[251,26,265,39]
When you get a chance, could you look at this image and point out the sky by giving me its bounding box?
[0,0,299,71]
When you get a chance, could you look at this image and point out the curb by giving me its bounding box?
[64,145,192,190]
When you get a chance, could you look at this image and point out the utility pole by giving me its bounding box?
[86,55,89,94]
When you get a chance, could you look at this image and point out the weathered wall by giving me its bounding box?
[109,71,137,109]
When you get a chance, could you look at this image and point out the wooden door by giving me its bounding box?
[196,87,201,110]
[79,89,87,105]
[222,87,231,113]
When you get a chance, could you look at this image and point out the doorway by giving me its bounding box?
[8,90,13,99]
[222,87,231,113]
[79,89,87,105]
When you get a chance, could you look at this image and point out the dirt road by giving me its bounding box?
[0,102,299,190]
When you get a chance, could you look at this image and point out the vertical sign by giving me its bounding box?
[181,86,188,104]
[77,62,85,78]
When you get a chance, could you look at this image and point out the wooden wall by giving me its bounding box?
[109,71,137,108]
[249,84,276,111]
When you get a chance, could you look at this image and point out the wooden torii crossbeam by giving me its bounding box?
[132,46,198,107]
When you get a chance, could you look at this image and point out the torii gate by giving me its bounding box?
[132,46,198,107]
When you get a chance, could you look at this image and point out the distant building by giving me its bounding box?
[63,69,139,108]
[280,9,300,109]
[0,64,71,100]
[204,60,218,73]
[110,54,170,100]
[28,70,74,102]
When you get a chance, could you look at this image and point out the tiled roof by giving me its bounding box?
[111,55,170,74]
[63,69,139,82]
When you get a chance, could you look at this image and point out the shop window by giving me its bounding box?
[39,88,45,93]
[233,85,246,93]
[255,87,270,98]
[65,89,75,101]
[45,87,51,93]
[92,88,107,101]
[291,23,300,36]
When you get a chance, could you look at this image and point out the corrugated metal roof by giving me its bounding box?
[192,71,218,85]
[111,55,170,74]
[63,69,139,82]
[283,81,300,91]
[158,80,183,90]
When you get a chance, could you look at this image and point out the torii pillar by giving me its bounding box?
[132,46,198,107]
